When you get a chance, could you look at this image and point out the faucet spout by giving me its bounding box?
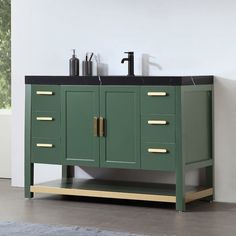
[121,52,135,76]
[121,58,128,64]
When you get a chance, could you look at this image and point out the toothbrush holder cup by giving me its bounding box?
[82,61,93,76]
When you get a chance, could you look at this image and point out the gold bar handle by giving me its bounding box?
[36,91,53,95]
[148,148,168,153]
[148,120,167,125]
[36,143,53,148]
[99,117,105,137]
[36,117,53,121]
[147,92,167,96]
[93,117,99,137]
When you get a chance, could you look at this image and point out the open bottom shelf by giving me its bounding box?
[30,178,213,204]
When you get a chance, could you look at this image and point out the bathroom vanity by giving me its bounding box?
[25,75,213,211]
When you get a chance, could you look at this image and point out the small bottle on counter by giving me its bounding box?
[69,49,79,76]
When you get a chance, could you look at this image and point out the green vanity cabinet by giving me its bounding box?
[25,75,214,212]
[61,86,100,167]
[100,86,140,169]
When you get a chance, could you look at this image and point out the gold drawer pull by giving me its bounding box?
[36,143,53,148]
[93,117,99,137]
[36,91,53,95]
[147,92,167,96]
[148,120,167,125]
[99,117,105,137]
[148,148,168,153]
[36,117,53,121]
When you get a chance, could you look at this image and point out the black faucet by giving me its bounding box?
[121,52,134,76]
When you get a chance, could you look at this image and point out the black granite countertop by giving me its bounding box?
[25,75,213,86]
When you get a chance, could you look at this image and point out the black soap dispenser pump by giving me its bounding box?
[69,49,79,76]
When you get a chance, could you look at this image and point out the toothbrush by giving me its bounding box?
[89,53,94,61]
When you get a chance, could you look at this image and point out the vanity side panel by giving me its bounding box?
[181,85,213,165]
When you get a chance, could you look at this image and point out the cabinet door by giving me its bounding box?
[100,86,140,169]
[61,86,99,166]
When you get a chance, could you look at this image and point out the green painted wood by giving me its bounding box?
[25,82,213,209]
[32,111,60,138]
[205,84,214,201]
[31,85,60,111]
[141,142,175,171]
[61,86,100,167]
[31,137,61,164]
[182,85,213,164]
[141,86,175,114]
[141,114,175,143]
[185,159,213,170]
[25,85,34,198]
[175,86,185,211]
[100,86,140,169]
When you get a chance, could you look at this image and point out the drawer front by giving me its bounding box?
[32,111,60,138]
[31,138,61,164]
[141,114,175,142]
[141,86,175,114]
[31,85,60,111]
[141,142,175,171]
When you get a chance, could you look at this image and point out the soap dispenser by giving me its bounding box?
[69,49,80,76]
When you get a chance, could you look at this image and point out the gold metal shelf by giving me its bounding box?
[30,179,213,204]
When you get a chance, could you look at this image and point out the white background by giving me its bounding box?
[11,0,236,203]
[0,111,11,178]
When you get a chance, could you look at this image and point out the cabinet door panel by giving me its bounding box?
[61,86,99,166]
[100,86,140,169]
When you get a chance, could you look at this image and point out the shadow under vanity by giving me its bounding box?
[25,75,214,211]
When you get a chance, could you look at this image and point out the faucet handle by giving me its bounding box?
[124,51,134,55]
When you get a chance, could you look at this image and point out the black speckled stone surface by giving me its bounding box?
[25,75,213,85]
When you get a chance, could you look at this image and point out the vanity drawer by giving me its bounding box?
[31,138,61,164]
[31,85,60,111]
[141,115,175,142]
[32,111,60,138]
[141,142,175,171]
[141,86,175,114]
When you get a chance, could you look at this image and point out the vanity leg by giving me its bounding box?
[176,169,186,212]
[25,85,34,198]
[25,163,34,198]
[62,166,74,179]
[175,87,185,211]
[204,165,214,202]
